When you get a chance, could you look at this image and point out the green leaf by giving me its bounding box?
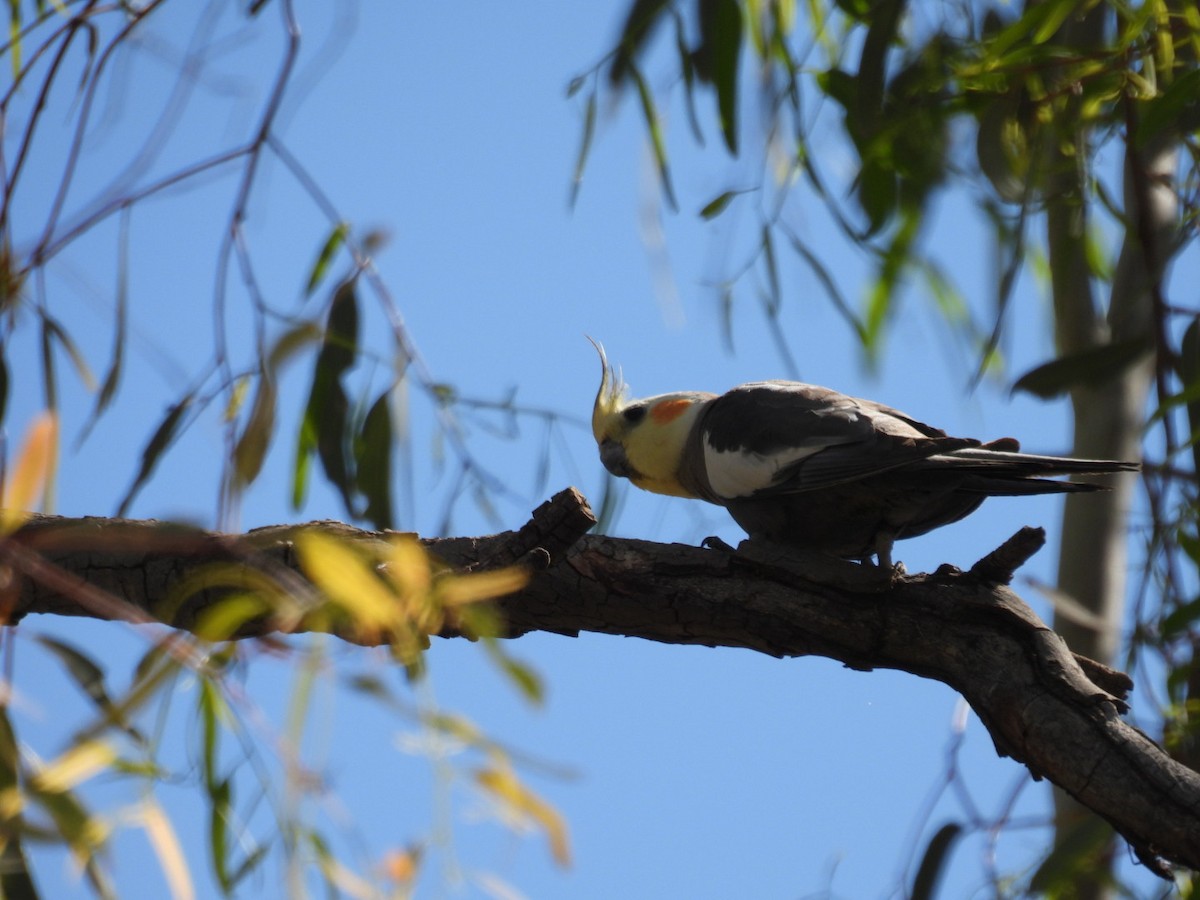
[1180,316,1200,478]
[857,157,897,235]
[1138,69,1200,146]
[298,279,360,514]
[118,392,195,516]
[1029,817,1113,894]
[0,342,8,428]
[0,706,34,900]
[355,388,395,531]
[911,823,962,900]
[484,638,544,705]
[699,0,742,155]
[232,371,276,488]
[699,190,737,219]
[608,0,671,87]
[630,65,678,210]
[855,0,905,137]
[305,222,349,297]
[1012,338,1153,399]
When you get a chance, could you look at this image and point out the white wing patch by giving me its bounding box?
[704,442,823,499]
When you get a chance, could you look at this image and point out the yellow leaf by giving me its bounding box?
[439,567,529,607]
[1,413,58,534]
[296,531,398,634]
[475,765,571,867]
[31,739,116,794]
[138,800,194,900]
[382,535,432,600]
[382,845,421,883]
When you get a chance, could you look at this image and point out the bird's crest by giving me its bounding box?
[588,337,627,441]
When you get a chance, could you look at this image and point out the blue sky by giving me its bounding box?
[2,1,1180,897]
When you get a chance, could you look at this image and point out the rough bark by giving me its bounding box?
[2,489,1197,878]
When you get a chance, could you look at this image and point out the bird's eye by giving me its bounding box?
[622,405,647,424]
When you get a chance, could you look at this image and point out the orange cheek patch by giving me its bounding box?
[651,398,693,424]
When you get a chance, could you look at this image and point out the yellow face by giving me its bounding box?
[589,339,708,499]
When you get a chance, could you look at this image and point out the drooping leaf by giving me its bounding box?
[630,65,678,210]
[232,371,276,489]
[855,0,906,137]
[698,0,742,155]
[475,765,571,867]
[1175,316,1200,482]
[1138,68,1200,146]
[118,393,195,517]
[0,706,35,900]
[569,90,597,208]
[911,823,962,900]
[0,344,8,428]
[483,638,544,705]
[78,208,131,446]
[607,0,671,87]
[1012,338,1153,399]
[304,221,349,297]
[857,156,898,235]
[297,279,359,513]
[0,413,57,535]
[699,190,736,219]
[355,388,395,531]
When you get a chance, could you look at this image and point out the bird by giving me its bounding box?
[588,340,1139,569]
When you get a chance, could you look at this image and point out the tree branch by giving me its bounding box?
[3,488,1196,877]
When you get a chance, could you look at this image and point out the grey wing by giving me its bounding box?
[699,382,975,498]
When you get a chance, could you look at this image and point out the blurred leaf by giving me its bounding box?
[1180,317,1200,478]
[356,388,395,531]
[33,636,143,742]
[976,84,1033,203]
[1161,594,1200,638]
[232,371,276,489]
[118,393,194,517]
[0,345,8,428]
[475,765,570,867]
[42,315,95,392]
[137,800,193,900]
[439,566,528,608]
[911,822,962,900]
[31,740,116,795]
[673,9,705,144]
[630,65,678,210]
[761,225,780,313]
[297,530,399,636]
[305,222,349,297]
[1029,817,1114,894]
[855,0,905,136]
[1012,338,1153,399]
[698,0,742,155]
[699,190,737,219]
[569,91,597,208]
[0,413,58,535]
[783,231,866,343]
[608,0,671,87]
[483,638,544,705]
[857,156,897,235]
[1030,0,1079,44]
[1139,68,1200,145]
[297,279,359,513]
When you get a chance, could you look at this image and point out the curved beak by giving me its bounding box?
[599,439,637,480]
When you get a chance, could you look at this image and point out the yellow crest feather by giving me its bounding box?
[588,337,627,441]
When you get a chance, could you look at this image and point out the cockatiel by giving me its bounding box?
[589,341,1139,568]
